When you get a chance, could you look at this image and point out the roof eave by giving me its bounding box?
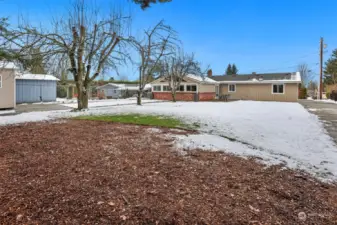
[218,80,301,84]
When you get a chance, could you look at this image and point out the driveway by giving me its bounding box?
[15,104,72,113]
[299,100,337,144]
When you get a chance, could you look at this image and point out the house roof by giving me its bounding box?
[151,74,218,84]
[16,74,60,81]
[210,72,301,83]
[186,74,218,84]
[97,83,151,90]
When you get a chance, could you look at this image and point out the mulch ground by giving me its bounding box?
[0,120,337,224]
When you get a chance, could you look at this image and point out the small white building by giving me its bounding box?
[97,83,151,99]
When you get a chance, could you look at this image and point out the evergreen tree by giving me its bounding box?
[324,49,337,84]
[232,64,238,74]
[225,64,232,75]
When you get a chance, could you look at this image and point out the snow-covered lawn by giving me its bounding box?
[0,109,15,115]
[1,101,337,181]
[60,97,162,108]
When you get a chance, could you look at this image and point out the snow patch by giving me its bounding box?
[147,127,162,133]
[308,99,337,104]
[61,98,163,108]
[0,109,15,115]
[173,133,337,182]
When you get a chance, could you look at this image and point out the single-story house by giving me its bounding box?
[210,72,301,102]
[150,71,301,102]
[96,83,152,99]
[0,62,59,109]
[150,74,218,101]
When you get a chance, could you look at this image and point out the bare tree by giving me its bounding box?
[298,63,314,87]
[161,51,203,102]
[130,20,177,105]
[0,0,130,110]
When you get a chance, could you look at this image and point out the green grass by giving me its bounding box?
[75,114,193,129]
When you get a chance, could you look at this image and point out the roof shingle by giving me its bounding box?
[210,72,295,82]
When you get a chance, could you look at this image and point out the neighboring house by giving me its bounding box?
[151,74,218,101]
[0,62,17,109]
[16,74,59,103]
[96,83,151,99]
[210,72,301,102]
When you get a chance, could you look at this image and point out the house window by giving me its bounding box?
[178,85,184,92]
[163,85,170,91]
[228,84,236,92]
[0,75,2,88]
[186,85,197,92]
[272,84,284,94]
[153,85,161,92]
[113,90,117,94]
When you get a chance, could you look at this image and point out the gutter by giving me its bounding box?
[217,80,301,84]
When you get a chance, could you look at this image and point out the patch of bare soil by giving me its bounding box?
[0,120,337,224]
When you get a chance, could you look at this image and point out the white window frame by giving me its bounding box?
[163,85,170,92]
[185,84,197,92]
[0,75,2,88]
[272,84,285,95]
[228,84,236,92]
[177,85,185,92]
[153,85,161,92]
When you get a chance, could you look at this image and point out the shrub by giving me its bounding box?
[299,87,307,99]
[57,85,67,98]
[326,92,331,99]
[331,90,337,101]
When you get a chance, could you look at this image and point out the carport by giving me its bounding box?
[16,74,59,104]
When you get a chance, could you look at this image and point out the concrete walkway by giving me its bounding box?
[299,100,337,144]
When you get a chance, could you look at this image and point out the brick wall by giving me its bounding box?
[199,92,216,101]
[153,92,195,101]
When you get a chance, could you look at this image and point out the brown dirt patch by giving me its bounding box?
[0,120,337,224]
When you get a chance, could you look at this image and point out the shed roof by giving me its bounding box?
[16,74,60,81]
[0,61,19,70]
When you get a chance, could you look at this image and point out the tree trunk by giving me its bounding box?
[137,90,142,105]
[82,84,89,109]
[76,82,84,110]
[75,82,89,110]
[172,91,176,102]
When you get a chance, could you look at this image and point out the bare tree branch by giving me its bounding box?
[130,20,178,105]
[0,0,131,109]
[160,50,203,102]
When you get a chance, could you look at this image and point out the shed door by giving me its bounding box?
[16,80,56,103]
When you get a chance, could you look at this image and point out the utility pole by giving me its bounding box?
[319,37,323,100]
